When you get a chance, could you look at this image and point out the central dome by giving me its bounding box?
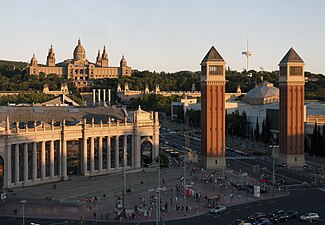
[73,39,86,61]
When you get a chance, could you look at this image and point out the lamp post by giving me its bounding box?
[20,199,27,225]
[270,145,279,197]
[183,154,187,214]
[122,145,127,219]
[158,155,161,224]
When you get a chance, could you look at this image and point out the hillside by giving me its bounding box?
[0,60,324,102]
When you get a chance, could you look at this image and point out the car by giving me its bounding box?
[230,219,246,225]
[269,209,285,217]
[248,212,267,222]
[270,214,289,223]
[254,218,271,225]
[300,213,319,222]
[277,163,287,168]
[210,205,226,214]
[286,210,299,219]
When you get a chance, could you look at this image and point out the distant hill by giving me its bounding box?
[0,59,324,101]
[0,60,27,70]
[0,60,28,77]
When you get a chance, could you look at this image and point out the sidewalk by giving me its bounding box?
[1,164,288,222]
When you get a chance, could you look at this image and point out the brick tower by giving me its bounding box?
[201,46,226,169]
[278,48,305,168]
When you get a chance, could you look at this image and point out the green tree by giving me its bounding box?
[254,117,260,142]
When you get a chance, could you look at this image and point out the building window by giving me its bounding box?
[290,66,302,76]
[209,66,223,75]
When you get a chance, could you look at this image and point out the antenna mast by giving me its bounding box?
[242,39,254,71]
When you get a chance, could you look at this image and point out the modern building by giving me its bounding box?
[0,106,159,188]
[200,46,226,169]
[27,39,132,88]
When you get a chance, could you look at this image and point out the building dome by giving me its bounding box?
[73,39,86,61]
[243,81,279,105]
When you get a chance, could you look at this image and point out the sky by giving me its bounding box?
[0,0,324,74]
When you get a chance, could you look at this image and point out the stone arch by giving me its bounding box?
[140,137,153,167]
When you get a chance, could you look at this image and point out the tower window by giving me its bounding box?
[209,66,223,75]
[290,66,302,76]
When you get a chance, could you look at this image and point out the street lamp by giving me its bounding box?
[20,199,27,225]
[158,155,161,224]
[122,145,127,219]
[183,154,187,215]
[270,145,279,197]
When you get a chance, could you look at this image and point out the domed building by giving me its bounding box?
[27,39,132,88]
[243,81,279,105]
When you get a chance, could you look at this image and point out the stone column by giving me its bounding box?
[124,135,127,167]
[131,135,135,168]
[23,143,28,184]
[115,135,119,169]
[14,144,19,184]
[98,136,103,172]
[133,131,141,169]
[62,139,67,179]
[92,89,96,106]
[103,89,107,106]
[6,144,12,186]
[98,89,101,105]
[32,142,37,181]
[90,137,95,173]
[107,136,111,170]
[82,136,88,175]
[50,140,55,178]
[41,141,46,180]
[108,89,111,106]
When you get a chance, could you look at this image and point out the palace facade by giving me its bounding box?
[0,106,159,188]
[27,39,132,87]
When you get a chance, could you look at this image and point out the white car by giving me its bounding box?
[210,205,226,214]
[300,213,319,222]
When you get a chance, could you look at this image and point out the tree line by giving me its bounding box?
[306,123,325,157]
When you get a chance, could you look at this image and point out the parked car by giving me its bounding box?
[230,219,246,225]
[210,205,226,214]
[300,213,319,222]
[269,209,285,217]
[270,214,289,223]
[286,210,299,219]
[254,218,272,225]
[248,212,267,222]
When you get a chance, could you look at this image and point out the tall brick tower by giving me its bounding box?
[201,46,226,169]
[278,48,305,168]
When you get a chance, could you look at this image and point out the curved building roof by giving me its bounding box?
[245,81,279,99]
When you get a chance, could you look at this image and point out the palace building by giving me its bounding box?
[0,106,159,188]
[27,39,132,87]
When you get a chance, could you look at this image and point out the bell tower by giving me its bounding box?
[46,45,56,67]
[278,48,305,168]
[201,46,226,169]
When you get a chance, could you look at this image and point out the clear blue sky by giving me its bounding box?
[1,0,324,74]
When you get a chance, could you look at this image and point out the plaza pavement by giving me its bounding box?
[1,163,287,223]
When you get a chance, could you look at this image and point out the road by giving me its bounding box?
[160,129,325,189]
[1,189,324,224]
